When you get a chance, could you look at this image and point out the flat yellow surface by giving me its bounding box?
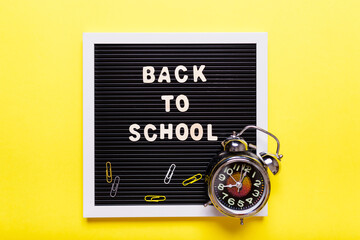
[1,0,360,239]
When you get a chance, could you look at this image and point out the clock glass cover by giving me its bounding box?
[211,159,269,214]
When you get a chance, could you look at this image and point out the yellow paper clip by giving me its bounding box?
[106,161,112,183]
[182,173,202,186]
[144,195,166,202]
[164,164,176,184]
[110,176,120,198]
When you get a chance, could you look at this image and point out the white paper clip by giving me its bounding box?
[164,164,176,184]
[110,176,120,197]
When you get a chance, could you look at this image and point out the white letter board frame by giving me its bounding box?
[83,33,268,218]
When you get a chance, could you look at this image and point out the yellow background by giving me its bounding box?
[1,0,359,239]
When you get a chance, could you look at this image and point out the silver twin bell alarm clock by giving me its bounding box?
[205,125,283,225]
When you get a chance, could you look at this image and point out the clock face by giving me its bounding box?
[212,160,267,213]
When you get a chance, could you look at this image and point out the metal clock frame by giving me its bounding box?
[208,155,270,218]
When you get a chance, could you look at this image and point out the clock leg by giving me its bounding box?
[203,200,212,207]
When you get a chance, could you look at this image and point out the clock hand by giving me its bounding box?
[224,184,235,188]
[239,171,247,183]
[237,172,247,192]
[235,166,245,192]
[229,175,238,183]
[238,172,242,183]
[238,164,246,182]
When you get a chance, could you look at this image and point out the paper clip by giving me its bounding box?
[144,195,166,202]
[182,173,203,186]
[110,176,120,197]
[164,164,176,184]
[106,161,112,183]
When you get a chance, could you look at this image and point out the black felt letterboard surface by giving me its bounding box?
[94,43,256,205]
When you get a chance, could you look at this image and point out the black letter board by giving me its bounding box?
[83,33,268,217]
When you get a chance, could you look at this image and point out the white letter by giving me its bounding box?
[193,65,207,82]
[158,66,171,83]
[144,124,157,142]
[190,123,203,141]
[129,124,141,142]
[175,123,188,141]
[207,124,218,141]
[175,94,189,112]
[143,66,155,83]
[161,95,174,112]
[175,65,188,83]
[160,124,173,139]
